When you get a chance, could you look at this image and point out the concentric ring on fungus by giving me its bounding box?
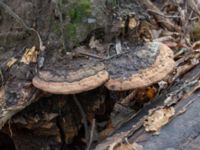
[32,63,109,94]
[105,42,175,91]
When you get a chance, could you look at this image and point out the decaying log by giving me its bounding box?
[95,63,200,150]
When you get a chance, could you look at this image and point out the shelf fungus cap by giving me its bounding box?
[105,42,175,91]
[32,63,109,94]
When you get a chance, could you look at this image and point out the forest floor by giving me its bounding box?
[0,0,200,150]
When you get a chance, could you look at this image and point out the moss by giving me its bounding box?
[67,0,91,24]
[80,0,90,5]
[58,0,101,48]
[62,0,93,47]
[65,23,78,46]
[52,22,60,34]
[111,0,117,8]
[65,22,96,48]
[65,23,76,39]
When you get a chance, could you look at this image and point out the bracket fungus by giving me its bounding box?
[32,42,174,94]
[33,60,109,94]
[104,42,175,91]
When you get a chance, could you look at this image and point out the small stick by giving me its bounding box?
[74,48,129,61]
[55,0,67,51]
[73,95,89,143]
[103,51,129,61]
[187,0,200,17]
[8,120,13,137]
[86,119,96,150]
[77,51,104,59]
[0,69,4,84]
[147,9,180,19]
[140,0,181,32]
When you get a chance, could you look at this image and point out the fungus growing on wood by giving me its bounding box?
[32,63,109,94]
[105,42,175,91]
[33,42,174,93]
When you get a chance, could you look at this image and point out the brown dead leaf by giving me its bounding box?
[129,17,138,30]
[143,107,175,132]
[89,36,98,49]
[6,57,17,68]
[89,36,104,52]
[146,87,157,100]
[21,46,38,64]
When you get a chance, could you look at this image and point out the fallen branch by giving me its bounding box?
[140,0,181,32]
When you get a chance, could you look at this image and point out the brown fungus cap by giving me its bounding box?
[33,70,108,94]
[105,42,175,91]
[33,63,109,94]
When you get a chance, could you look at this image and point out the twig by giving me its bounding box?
[0,1,45,51]
[86,119,96,150]
[103,51,129,61]
[73,95,89,143]
[0,69,4,84]
[77,50,129,60]
[187,0,200,17]
[189,16,199,21]
[55,0,68,51]
[172,52,200,82]
[140,0,181,32]
[147,9,180,19]
[76,51,104,59]
[8,120,13,137]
